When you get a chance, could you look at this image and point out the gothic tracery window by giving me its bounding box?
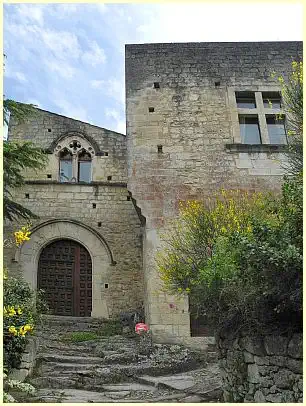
[56,136,93,183]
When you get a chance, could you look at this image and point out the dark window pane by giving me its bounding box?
[60,160,73,182]
[78,161,91,182]
[239,116,261,144]
[262,92,282,109]
[266,116,287,144]
[236,92,256,109]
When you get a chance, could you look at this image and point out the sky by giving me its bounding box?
[4,2,303,135]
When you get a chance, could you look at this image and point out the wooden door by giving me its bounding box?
[38,240,92,317]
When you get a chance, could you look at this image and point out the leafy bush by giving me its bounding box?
[3,225,48,402]
[158,181,302,337]
[3,274,48,372]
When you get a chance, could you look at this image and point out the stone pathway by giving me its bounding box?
[22,316,222,403]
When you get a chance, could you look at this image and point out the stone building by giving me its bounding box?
[5,41,302,342]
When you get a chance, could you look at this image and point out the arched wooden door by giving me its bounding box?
[38,239,92,317]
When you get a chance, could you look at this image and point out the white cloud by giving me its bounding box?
[90,79,103,89]
[105,108,120,121]
[54,4,78,16]
[4,64,27,83]
[41,29,81,60]
[136,25,149,33]
[44,58,76,79]
[135,3,303,43]
[115,119,126,134]
[90,77,125,106]
[105,108,125,134]
[82,41,106,66]
[53,97,90,123]
[16,4,44,26]
[15,72,27,83]
[95,4,108,14]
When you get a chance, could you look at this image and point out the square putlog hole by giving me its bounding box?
[25,193,30,199]
[215,81,221,87]
[157,145,163,153]
[92,203,96,208]
[98,222,102,227]
[153,82,160,89]
[107,176,112,181]
[47,174,52,179]
[148,107,155,113]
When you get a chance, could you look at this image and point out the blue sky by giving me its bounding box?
[4,2,303,134]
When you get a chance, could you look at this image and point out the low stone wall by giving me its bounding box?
[218,333,303,403]
[9,338,38,382]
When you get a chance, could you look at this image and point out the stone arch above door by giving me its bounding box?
[16,219,114,318]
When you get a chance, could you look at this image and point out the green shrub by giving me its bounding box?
[3,274,47,372]
[158,179,302,336]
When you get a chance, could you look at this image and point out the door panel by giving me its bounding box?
[38,240,92,317]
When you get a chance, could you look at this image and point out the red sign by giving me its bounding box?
[135,323,149,334]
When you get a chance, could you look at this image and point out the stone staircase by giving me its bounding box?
[21,316,222,403]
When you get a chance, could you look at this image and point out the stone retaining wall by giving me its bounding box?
[218,333,303,402]
[9,338,38,382]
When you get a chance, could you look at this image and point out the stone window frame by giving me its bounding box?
[227,86,287,145]
[55,135,95,183]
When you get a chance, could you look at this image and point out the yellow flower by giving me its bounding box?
[17,307,23,315]
[8,306,16,316]
[14,225,31,246]
[8,326,17,336]
[23,324,33,333]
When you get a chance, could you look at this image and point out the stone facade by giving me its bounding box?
[5,41,302,339]
[5,109,144,318]
[218,333,303,402]
[125,41,302,339]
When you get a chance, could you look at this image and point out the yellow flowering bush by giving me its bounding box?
[158,189,277,294]
[4,225,47,376]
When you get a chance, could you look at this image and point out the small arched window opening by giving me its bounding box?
[59,149,73,183]
[78,150,92,183]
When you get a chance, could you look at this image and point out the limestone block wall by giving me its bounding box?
[5,111,144,318]
[125,41,303,340]
[218,333,303,403]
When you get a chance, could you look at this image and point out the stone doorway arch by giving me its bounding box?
[16,219,115,318]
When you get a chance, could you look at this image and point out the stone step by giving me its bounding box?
[38,353,104,365]
[206,351,218,363]
[29,376,78,390]
[25,387,185,403]
[41,315,106,324]
[41,362,98,373]
[38,345,94,355]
